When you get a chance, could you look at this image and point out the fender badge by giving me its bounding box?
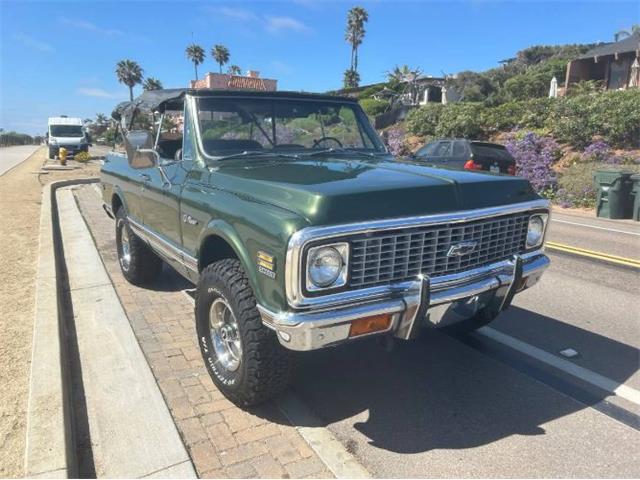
[257,251,276,279]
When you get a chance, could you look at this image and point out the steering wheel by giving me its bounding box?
[312,136,343,149]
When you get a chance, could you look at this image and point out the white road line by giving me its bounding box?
[478,327,640,406]
[551,218,640,236]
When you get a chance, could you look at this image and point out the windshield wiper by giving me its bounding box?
[213,150,300,161]
[302,148,380,159]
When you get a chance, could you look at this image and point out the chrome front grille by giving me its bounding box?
[349,213,530,288]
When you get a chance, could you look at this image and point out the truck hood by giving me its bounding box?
[213,156,538,226]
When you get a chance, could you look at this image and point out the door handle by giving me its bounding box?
[138,173,151,182]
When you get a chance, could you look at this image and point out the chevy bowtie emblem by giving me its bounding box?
[447,241,478,257]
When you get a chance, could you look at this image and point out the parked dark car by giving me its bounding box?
[412,139,517,175]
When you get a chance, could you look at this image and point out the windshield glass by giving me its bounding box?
[50,125,83,137]
[196,97,384,157]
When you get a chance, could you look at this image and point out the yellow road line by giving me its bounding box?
[546,241,640,268]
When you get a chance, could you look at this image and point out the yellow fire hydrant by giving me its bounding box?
[58,147,68,165]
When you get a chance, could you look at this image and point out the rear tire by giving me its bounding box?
[115,208,163,285]
[195,259,294,406]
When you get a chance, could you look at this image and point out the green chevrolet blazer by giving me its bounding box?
[100,89,550,406]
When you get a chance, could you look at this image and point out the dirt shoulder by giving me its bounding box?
[0,148,100,477]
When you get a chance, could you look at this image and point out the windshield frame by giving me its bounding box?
[189,94,387,162]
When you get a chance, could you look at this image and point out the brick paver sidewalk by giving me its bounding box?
[74,185,332,479]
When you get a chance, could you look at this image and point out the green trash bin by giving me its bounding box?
[593,169,634,219]
[631,174,640,222]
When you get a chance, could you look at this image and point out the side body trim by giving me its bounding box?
[127,217,199,277]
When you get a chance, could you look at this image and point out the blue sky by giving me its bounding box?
[1,0,638,135]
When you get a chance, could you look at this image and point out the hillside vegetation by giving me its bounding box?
[364,43,640,209]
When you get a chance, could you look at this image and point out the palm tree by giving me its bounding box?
[115,59,144,101]
[185,43,205,80]
[343,69,360,88]
[345,6,368,73]
[386,65,422,104]
[211,45,230,73]
[227,65,242,76]
[386,65,421,83]
[95,113,108,125]
[614,24,640,41]
[143,77,163,91]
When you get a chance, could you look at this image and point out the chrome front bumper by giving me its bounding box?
[258,253,549,351]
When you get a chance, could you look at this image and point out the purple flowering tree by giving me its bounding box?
[581,141,621,164]
[385,127,409,156]
[505,132,559,194]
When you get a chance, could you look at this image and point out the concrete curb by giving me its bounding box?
[25,178,99,478]
[56,187,196,478]
[25,178,197,478]
[278,393,371,479]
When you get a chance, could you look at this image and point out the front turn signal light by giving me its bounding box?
[349,314,392,337]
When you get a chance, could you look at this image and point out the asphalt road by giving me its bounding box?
[0,145,41,176]
[290,211,640,477]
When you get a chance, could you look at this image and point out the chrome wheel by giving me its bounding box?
[209,297,242,372]
[119,220,131,272]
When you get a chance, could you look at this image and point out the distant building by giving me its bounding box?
[337,76,458,106]
[564,32,640,93]
[190,70,277,91]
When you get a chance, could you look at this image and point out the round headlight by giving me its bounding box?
[526,215,544,248]
[308,247,343,288]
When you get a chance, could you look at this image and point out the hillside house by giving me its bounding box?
[565,32,640,92]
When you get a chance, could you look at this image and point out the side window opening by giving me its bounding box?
[453,141,467,157]
[155,105,184,161]
[435,141,452,156]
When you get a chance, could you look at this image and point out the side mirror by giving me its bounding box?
[125,130,154,164]
[132,148,159,169]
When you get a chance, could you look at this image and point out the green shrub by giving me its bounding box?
[359,98,390,117]
[405,89,639,150]
[503,58,567,101]
[519,97,553,129]
[74,151,91,163]
[555,162,640,209]
[547,89,640,148]
[435,102,486,139]
[481,102,527,134]
[358,85,385,99]
[405,103,443,137]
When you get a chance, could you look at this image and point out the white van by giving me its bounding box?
[47,116,90,159]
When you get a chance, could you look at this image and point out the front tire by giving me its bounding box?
[48,147,56,160]
[115,208,163,285]
[195,259,294,406]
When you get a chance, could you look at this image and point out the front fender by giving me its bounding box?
[197,220,261,300]
[196,212,304,312]
[110,184,127,214]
